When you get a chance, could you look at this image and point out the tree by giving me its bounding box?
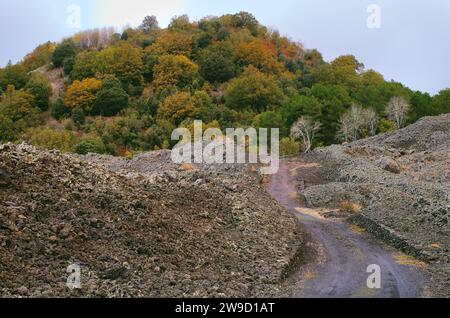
[409,91,433,123]
[64,78,102,112]
[198,42,235,83]
[307,84,352,144]
[22,42,56,72]
[25,73,52,111]
[0,114,16,141]
[155,31,193,56]
[230,12,259,35]
[362,107,379,137]
[0,62,29,91]
[153,54,199,94]
[361,69,384,86]
[51,97,71,120]
[431,89,450,116]
[252,111,283,129]
[313,55,363,90]
[169,15,192,31]
[70,51,100,80]
[290,117,321,153]
[225,66,285,112]
[100,43,145,95]
[236,39,283,74]
[139,15,159,32]
[52,39,77,68]
[93,76,129,116]
[280,94,323,129]
[157,91,199,125]
[0,86,42,133]
[72,107,86,127]
[337,104,378,142]
[386,96,410,129]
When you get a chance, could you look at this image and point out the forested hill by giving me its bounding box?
[0,12,448,156]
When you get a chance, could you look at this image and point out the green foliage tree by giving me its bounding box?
[52,39,77,68]
[0,86,42,133]
[409,91,433,123]
[281,94,323,129]
[51,97,71,120]
[198,42,235,83]
[0,114,16,141]
[432,89,450,115]
[93,76,129,116]
[70,51,100,80]
[24,127,77,152]
[0,62,29,91]
[225,66,285,112]
[72,107,86,127]
[73,137,105,154]
[25,73,52,111]
[252,110,283,129]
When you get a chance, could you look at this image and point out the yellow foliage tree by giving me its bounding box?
[64,78,102,112]
[153,55,199,94]
[155,31,192,56]
[157,91,199,125]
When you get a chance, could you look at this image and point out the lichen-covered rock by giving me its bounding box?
[375,156,402,174]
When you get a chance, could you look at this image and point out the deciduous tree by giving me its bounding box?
[386,96,410,129]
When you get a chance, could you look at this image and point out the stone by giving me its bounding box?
[375,156,402,174]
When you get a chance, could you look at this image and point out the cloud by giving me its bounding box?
[96,0,182,29]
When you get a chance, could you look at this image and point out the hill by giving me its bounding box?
[1,12,449,155]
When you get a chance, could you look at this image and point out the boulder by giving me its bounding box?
[375,156,402,174]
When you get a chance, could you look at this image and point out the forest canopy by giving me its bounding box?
[0,12,448,155]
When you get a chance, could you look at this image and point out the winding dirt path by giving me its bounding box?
[269,159,428,298]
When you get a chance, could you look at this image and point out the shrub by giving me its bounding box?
[339,201,362,213]
[24,127,77,152]
[378,119,397,133]
[73,138,105,154]
[280,137,300,156]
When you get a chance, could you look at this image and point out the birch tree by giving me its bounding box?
[290,116,321,153]
[386,96,410,129]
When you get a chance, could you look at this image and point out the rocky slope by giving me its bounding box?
[0,143,304,298]
[299,114,450,296]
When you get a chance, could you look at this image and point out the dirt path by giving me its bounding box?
[269,159,428,298]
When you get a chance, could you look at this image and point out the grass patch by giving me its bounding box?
[339,201,362,213]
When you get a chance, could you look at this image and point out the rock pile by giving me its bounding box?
[0,143,304,298]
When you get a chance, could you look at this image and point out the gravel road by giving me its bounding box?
[269,160,428,298]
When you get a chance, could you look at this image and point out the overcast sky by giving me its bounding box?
[1,0,449,95]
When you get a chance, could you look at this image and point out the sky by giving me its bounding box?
[0,0,449,95]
